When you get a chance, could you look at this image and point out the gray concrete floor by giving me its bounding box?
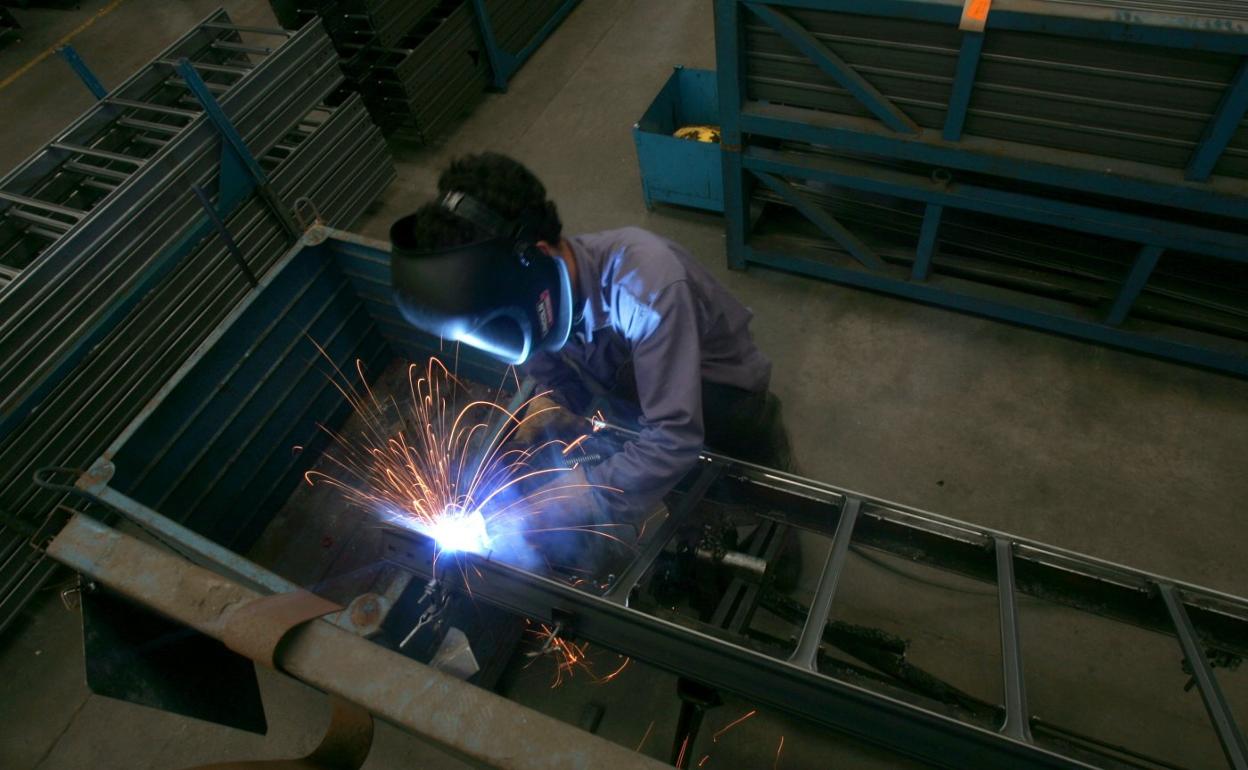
[2,1,1248,768]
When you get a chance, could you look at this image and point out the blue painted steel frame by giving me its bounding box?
[470,0,581,91]
[56,45,108,100]
[716,0,1248,377]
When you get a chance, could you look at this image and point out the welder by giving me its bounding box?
[390,153,790,553]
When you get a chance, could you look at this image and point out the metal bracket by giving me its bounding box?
[175,58,300,237]
[57,45,108,100]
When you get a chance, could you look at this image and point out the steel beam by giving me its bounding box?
[46,514,668,770]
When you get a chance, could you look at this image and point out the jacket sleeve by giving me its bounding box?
[522,351,593,415]
[584,280,704,522]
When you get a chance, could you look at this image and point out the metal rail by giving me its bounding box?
[375,439,1248,770]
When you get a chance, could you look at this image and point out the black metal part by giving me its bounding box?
[82,586,268,734]
[670,678,722,768]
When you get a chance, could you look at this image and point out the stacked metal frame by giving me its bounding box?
[714,0,1248,377]
[340,0,490,140]
[470,0,581,90]
[271,0,489,140]
[60,227,1248,770]
[0,8,395,632]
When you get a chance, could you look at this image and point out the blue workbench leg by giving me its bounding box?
[1105,244,1164,326]
[943,32,984,142]
[716,0,750,270]
[912,203,944,281]
[1186,57,1248,182]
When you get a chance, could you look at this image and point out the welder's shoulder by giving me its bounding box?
[604,227,690,290]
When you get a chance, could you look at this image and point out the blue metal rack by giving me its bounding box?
[714,0,1248,377]
[470,0,581,90]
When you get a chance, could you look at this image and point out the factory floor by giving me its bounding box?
[2,1,1247,769]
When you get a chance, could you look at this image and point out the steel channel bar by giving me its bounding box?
[0,100,380,516]
[105,98,200,118]
[200,22,292,37]
[994,537,1033,743]
[157,57,250,76]
[5,210,74,231]
[0,57,364,596]
[1158,583,1248,770]
[45,514,670,770]
[116,116,184,134]
[789,496,860,670]
[0,104,387,564]
[61,161,131,182]
[0,7,231,198]
[0,25,340,416]
[0,20,331,312]
[0,192,87,220]
[48,142,147,166]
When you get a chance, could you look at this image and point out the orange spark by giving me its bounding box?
[698,755,711,768]
[636,720,656,752]
[774,736,785,769]
[712,709,757,742]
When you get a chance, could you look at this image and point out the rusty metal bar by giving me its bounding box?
[46,514,670,770]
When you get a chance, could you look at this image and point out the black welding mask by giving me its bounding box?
[390,191,574,365]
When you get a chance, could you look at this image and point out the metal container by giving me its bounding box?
[633,66,724,212]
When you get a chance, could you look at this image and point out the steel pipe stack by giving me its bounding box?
[0,8,395,632]
[272,0,489,140]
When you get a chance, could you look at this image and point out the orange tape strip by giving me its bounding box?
[960,0,992,32]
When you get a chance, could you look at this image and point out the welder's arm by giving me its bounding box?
[583,281,704,524]
[522,351,593,415]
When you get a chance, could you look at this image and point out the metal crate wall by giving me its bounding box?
[715,0,1248,377]
[0,9,396,633]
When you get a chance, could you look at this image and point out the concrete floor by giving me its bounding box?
[2,1,1248,768]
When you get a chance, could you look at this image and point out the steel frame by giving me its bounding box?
[715,0,1248,378]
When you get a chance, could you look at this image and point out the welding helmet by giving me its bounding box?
[390,191,574,366]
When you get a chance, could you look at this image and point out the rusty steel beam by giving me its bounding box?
[46,513,668,770]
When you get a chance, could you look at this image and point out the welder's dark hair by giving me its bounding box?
[397,153,562,252]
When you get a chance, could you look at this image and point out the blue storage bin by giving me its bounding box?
[633,66,722,213]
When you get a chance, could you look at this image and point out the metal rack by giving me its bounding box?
[271,0,488,140]
[340,0,490,140]
[714,0,1248,377]
[0,9,395,633]
[470,0,581,90]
